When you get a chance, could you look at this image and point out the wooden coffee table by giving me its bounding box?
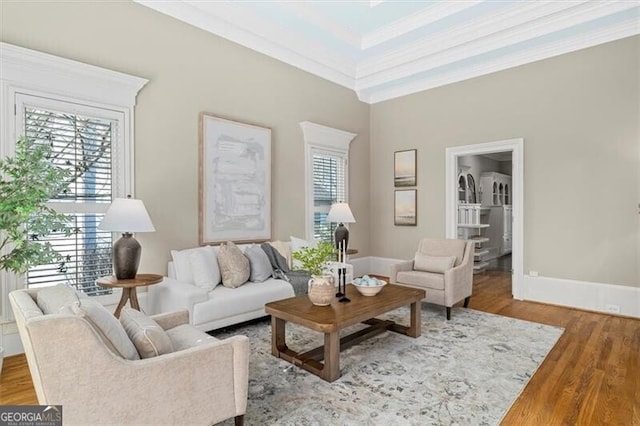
[265,283,425,382]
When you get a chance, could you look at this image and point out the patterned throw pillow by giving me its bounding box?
[218,241,250,288]
[120,307,174,359]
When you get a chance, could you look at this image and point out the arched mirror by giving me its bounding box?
[467,174,477,204]
[458,175,467,202]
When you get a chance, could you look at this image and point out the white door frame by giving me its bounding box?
[445,138,524,300]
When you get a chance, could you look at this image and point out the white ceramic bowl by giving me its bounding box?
[352,279,387,296]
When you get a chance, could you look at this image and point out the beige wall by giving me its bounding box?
[370,36,639,287]
[0,1,371,274]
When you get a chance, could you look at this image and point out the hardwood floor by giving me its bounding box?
[1,271,638,425]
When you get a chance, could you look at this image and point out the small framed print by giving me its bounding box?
[394,189,417,226]
[394,149,416,187]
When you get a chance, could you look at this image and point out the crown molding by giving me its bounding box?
[360,16,639,104]
[0,42,147,107]
[299,121,357,152]
[135,0,356,90]
[357,1,584,78]
[361,1,483,49]
[356,1,635,91]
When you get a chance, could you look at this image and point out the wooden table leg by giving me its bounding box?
[407,300,422,338]
[271,316,287,356]
[322,331,340,382]
[114,288,130,318]
[129,287,140,311]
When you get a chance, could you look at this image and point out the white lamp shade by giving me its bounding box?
[327,202,356,223]
[98,198,155,233]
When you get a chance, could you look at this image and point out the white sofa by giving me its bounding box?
[147,241,355,332]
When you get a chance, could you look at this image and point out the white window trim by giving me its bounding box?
[299,121,357,241]
[0,43,148,320]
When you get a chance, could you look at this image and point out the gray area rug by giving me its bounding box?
[215,304,563,425]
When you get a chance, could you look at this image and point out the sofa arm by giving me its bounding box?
[150,309,189,330]
[147,277,209,324]
[389,260,414,282]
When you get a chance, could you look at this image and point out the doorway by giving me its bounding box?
[445,139,524,299]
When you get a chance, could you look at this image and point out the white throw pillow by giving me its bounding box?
[120,307,174,359]
[290,236,318,269]
[171,246,217,284]
[414,253,456,274]
[73,299,140,360]
[189,250,221,290]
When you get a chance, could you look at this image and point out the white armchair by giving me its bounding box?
[10,288,249,426]
[390,238,474,320]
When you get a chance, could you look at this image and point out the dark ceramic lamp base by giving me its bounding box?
[113,233,141,280]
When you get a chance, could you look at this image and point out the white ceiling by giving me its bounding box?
[136,1,640,104]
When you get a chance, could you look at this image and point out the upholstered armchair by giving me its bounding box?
[390,238,474,320]
[10,288,249,426]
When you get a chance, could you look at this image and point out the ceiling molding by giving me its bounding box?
[361,1,484,49]
[134,1,640,104]
[356,1,635,91]
[360,16,640,104]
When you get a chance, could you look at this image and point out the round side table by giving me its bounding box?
[96,273,163,318]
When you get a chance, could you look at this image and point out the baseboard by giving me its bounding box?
[523,275,640,318]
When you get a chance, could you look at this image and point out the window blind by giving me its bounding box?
[23,105,114,295]
[312,153,346,242]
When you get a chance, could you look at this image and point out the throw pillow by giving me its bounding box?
[269,240,292,269]
[36,284,80,315]
[170,246,217,284]
[189,249,221,291]
[73,299,140,360]
[414,253,456,274]
[218,241,250,288]
[119,307,174,359]
[244,244,273,282]
[290,236,318,269]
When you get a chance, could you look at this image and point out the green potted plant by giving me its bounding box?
[0,136,73,371]
[292,241,337,306]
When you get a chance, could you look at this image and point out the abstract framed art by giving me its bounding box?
[394,189,417,226]
[394,149,416,187]
[199,113,271,244]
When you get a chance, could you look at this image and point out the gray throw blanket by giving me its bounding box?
[260,243,310,296]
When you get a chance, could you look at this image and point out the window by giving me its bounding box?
[17,94,127,296]
[1,42,146,318]
[312,152,347,241]
[17,97,124,295]
[300,121,356,242]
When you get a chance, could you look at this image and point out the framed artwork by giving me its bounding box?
[394,149,416,187]
[199,113,271,244]
[394,189,417,226]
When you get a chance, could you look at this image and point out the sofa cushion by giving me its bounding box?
[166,324,218,351]
[218,241,250,288]
[244,244,272,282]
[171,246,217,284]
[269,240,292,269]
[120,307,174,359]
[192,279,294,326]
[36,284,80,314]
[396,270,445,290]
[73,299,140,360]
[414,253,456,273]
[417,239,467,266]
[189,249,221,290]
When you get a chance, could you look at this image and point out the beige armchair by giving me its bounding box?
[10,288,249,426]
[390,238,474,320]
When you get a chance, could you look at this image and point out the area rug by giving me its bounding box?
[214,305,563,425]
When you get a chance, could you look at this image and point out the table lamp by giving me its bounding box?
[98,197,155,279]
[327,202,356,254]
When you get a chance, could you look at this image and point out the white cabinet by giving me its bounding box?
[480,172,512,207]
[457,203,490,274]
[486,205,512,255]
